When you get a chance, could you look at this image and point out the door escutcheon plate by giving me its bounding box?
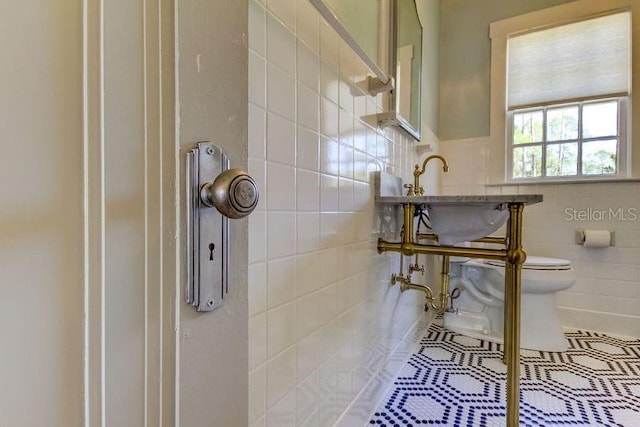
[185,142,229,312]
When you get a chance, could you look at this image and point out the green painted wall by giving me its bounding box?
[438,0,575,140]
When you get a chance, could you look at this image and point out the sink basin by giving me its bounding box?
[425,203,509,245]
[372,171,543,245]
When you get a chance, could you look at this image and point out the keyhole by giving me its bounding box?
[209,243,215,261]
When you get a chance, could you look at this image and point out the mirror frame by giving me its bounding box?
[389,0,422,140]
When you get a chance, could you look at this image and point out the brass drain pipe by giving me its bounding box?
[396,254,452,314]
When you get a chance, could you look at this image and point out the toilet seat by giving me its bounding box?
[484,256,571,271]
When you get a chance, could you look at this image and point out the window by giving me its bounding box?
[504,10,631,182]
[510,98,626,179]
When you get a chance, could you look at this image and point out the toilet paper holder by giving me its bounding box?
[575,230,615,247]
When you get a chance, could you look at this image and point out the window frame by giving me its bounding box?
[506,97,629,182]
[488,0,637,185]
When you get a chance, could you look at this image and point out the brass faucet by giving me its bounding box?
[408,155,449,196]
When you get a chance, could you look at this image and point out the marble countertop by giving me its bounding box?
[375,194,543,206]
[372,171,543,207]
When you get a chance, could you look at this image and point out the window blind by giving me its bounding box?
[507,11,631,109]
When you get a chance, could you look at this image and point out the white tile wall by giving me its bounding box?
[248,1,428,425]
[440,138,640,338]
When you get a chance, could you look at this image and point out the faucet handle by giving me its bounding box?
[418,186,424,196]
[403,183,415,197]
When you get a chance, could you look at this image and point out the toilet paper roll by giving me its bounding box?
[583,230,611,248]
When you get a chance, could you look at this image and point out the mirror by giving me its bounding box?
[391,0,422,140]
[310,0,423,141]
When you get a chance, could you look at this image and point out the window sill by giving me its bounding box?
[486,177,640,186]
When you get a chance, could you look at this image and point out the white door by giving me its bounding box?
[176,1,250,426]
[0,1,248,426]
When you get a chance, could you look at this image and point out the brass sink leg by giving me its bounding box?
[503,215,513,365]
[505,203,525,427]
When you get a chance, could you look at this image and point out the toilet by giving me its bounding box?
[443,256,575,352]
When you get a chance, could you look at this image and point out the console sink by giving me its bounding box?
[372,171,542,245]
[375,194,542,245]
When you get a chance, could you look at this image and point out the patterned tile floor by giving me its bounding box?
[369,320,640,426]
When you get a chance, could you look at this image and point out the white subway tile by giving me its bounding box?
[250,313,267,369]
[249,0,266,56]
[267,346,297,407]
[249,365,267,424]
[320,212,339,249]
[365,129,377,157]
[354,94,367,120]
[338,243,356,278]
[335,373,353,415]
[336,278,353,315]
[297,83,319,131]
[267,112,295,165]
[319,174,339,212]
[338,79,354,113]
[249,104,267,159]
[249,211,267,263]
[339,109,354,147]
[317,284,338,327]
[338,177,353,212]
[318,354,339,400]
[353,119,367,152]
[297,212,320,254]
[297,40,319,92]
[267,256,296,309]
[267,0,296,31]
[592,262,639,282]
[296,251,321,296]
[296,0,319,52]
[353,151,367,183]
[296,371,319,425]
[297,127,319,171]
[249,262,267,317]
[267,11,296,73]
[250,51,267,107]
[319,136,339,175]
[319,99,339,140]
[353,181,370,212]
[297,169,320,212]
[320,248,340,287]
[296,291,321,339]
[267,212,296,259]
[267,162,295,211]
[267,388,296,427]
[319,20,340,69]
[267,63,295,119]
[317,391,339,427]
[267,302,297,358]
[338,39,356,82]
[338,144,354,179]
[319,61,339,105]
[298,410,318,427]
[297,332,320,381]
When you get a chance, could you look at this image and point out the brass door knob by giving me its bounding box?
[200,168,259,219]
